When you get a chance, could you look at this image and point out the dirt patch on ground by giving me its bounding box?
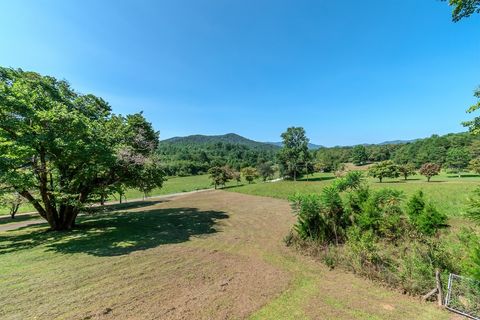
[79,247,288,320]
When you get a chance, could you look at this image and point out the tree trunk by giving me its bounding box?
[53,206,78,230]
[379,177,383,183]
[428,176,431,182]
[10,204,19,219]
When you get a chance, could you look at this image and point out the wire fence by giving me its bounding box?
[445,273,480,320]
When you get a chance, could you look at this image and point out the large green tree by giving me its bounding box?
[368,160,399,183]
[0,67,164,230]
[445,147,471,176]
[257,162,275,182]
[278,127,311,181]
[352,145,368,165]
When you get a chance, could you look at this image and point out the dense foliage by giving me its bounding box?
[419,163,441,182]
[278,127,312,180]
[158,134,277,176]
[208,166,236,189]
[0,67,164,230]
[368,160,399,182]
[287,172,460,295]
[314,132,479,173]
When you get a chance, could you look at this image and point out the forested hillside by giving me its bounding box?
[158,133,278,176]
[315,132,480,172]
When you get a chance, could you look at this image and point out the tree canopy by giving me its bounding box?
[278,127,312,181]
[352,145,368,165]
[368,160,399,183]
[444,0,480,22]
[0,67,164,230]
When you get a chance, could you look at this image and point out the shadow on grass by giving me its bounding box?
[446,174,480,178]
[0,207,228,257]
[0,214,39,226]
[86,199,170,213]
[298,176,336,182]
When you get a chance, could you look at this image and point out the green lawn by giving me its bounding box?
[3,171,479,218]
[228,172,480,217]
[0,174,222,216]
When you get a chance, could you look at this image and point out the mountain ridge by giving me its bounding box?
[160,133,449,150]
[160,133,280,150]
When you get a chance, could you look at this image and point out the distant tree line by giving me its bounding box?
[315,132,480,174]
[157,141,277,176]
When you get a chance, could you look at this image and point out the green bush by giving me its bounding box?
[406,191,447,236]
[334,170,364,191]
[356,188,405,240]
[288,177,458,297]
[289,193,323,240]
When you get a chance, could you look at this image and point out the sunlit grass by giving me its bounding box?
[229,171,480,217]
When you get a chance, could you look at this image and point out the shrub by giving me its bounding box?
[466,187,480,224]
[289,193,323,241]
[406,191,447,236]
[334,170,364,191]
[356,188,405,240]
[320,185,347,244]
[289,180,351,245]
[399,238,454,294]
[345,226,388,278]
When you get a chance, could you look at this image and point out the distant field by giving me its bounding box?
[0,174,221,216]
[228,172,480,217]
[4,171,480,219]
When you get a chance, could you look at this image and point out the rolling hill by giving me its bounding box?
[160,133,280,150]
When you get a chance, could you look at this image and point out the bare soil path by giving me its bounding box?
[0,190,459,319]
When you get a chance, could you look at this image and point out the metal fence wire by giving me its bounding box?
[445,273,480,320]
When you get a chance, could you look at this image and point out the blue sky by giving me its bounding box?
[1,0,479,146]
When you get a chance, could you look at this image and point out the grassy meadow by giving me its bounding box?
[228,171,480,217]
[0,174,224,216]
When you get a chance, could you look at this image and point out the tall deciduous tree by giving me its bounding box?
[278,127,311,181]
[0,67,164,230]
[445,147,470,177]
[257,162,275,182]
[352,145,368,166]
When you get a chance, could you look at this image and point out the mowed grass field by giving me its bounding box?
[228,171,480,217]
[0,191,457,319]
[0,174,226,216]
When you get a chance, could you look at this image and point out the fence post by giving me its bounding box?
[435,269,443,307]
